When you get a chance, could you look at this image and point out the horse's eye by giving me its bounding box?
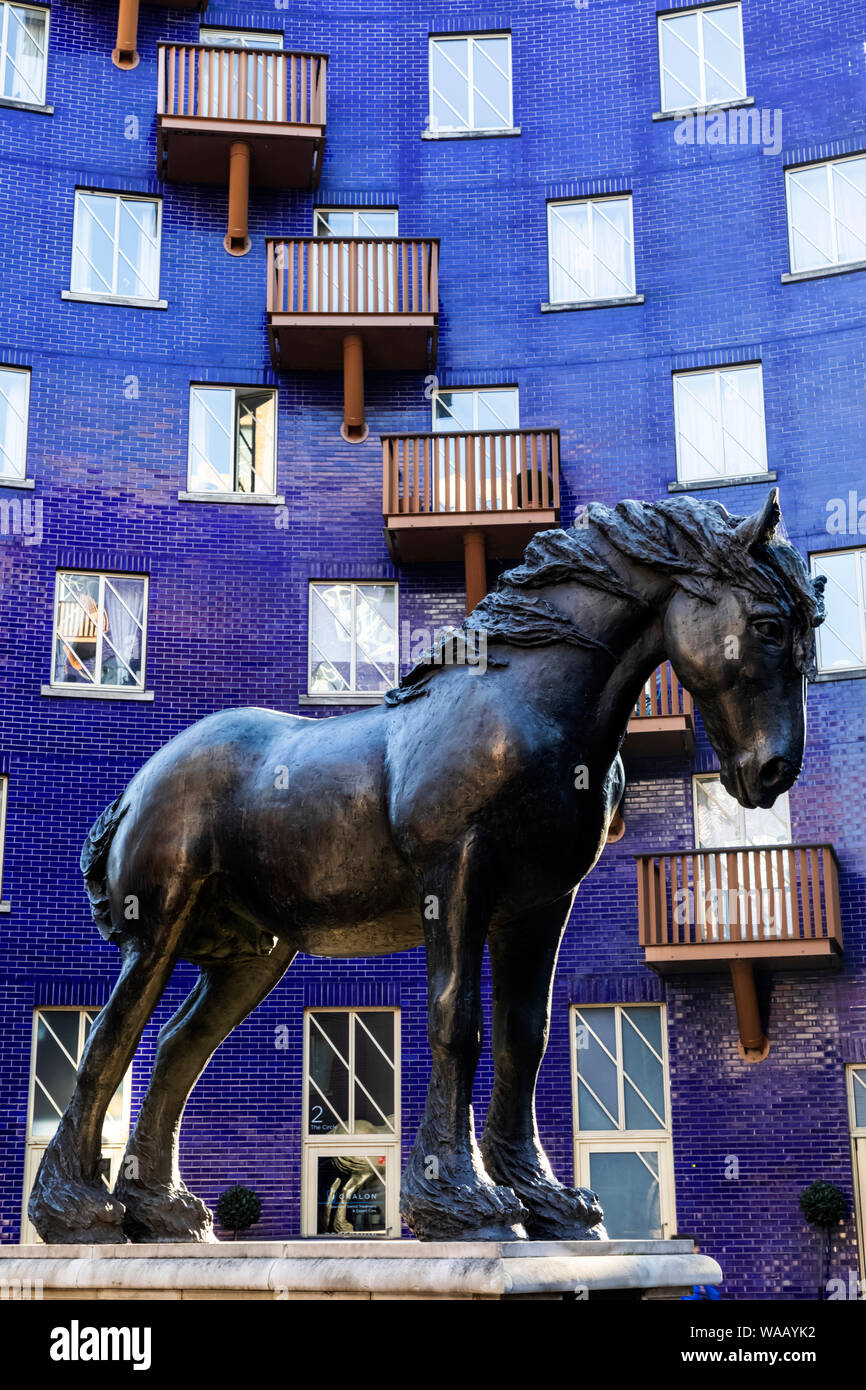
[753,618,784,644]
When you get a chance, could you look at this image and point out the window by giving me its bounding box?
[786,156,866,275]
[0,2,48,107]
[571,1004,675,1240]
[848,1066,866,1289]
[199,27,283,50]
[198,27,284,121]
[308,582,398,697]
[429,32,512,134]
[431,386,520,511]
[52,571,148,691]
[22,1008,131,1242]
[188,386,276,495]
[0,775,7,903]
[302,1009,400,1237]
[673,364,767,484]
[547,196,636,305]
[692,773,792,941]
[657,3,746,113]
[314,208,398,238]
[310,210,399,313]
[0,365,30,480]
[70,191,161,303]
[432,386,519,434]
[811,549,866,673]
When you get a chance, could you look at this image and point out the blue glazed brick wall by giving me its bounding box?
[0,0,864,1297]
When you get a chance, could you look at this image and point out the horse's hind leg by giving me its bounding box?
[27,934,184,1244]
[116,940,296,1242]
[480,895,606,1240]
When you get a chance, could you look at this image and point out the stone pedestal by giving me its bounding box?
[0,1238,721,1300]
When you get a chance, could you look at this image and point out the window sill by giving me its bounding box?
[41,685,155,702]
[652,95,753,122]
[177,491,285,506]
[61,291,168,310]
[668,470,777,493]
[299,693,385,706]
[541,295,644,313]
[0,475,34,489]
[0,902,10,914]
[0,96,53,115]
[421,126,521,140]
[813,668,866,684]
[781,261,866,284]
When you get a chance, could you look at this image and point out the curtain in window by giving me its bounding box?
[101,578,145,687]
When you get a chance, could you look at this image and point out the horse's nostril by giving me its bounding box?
[760,757,795,792]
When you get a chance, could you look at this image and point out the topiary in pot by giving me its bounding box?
[216,1184,262,1241]
[798,1180,848,1300]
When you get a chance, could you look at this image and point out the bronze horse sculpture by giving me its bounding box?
[29,489,825,1244]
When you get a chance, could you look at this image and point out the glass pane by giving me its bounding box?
[31,1012,80,1139]
[101,578,145,688]
[433,391,475,432]
[549,202,592,303]
[189,388,233,492]
[356,210,398,238]
[588,1150,663,1239]
[675,371,722,481]
[832,158,866,266]
[315,209,355,237]
[591,198,634,298]
[236,390,275,494]
[200,29,283,50]
[431,38,469,131]
[0,367,28,477]
[476,389,519,431]
[743,795,790,846]
[354,1013,396,1132]
[310,584,352,692]
[472,36,510,129]
[719,367,766,477]
[72,194,116,296]
[622,1009,665,1131]
[576,1009,619,1131]
[702,5,744,104]
[814,552,866,669]
[117,198,159,299]
[788,166,834,272]
[853,1071,866,1128]
[308,1012,350,1135]
[660,12,701,110]
[3,5,47,104]
[354,585,397,693]
[695,776,742,847]
[314,1153,389,1235]
[54,572,100,685]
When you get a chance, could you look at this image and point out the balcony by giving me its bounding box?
[112,0,209,71]
[158,46,327,254]
[382,429,561,611]
[266,238,439,441]
[636,843,843,1060]
[624,664,695,758]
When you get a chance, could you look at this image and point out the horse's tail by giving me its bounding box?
[80,795,129,939]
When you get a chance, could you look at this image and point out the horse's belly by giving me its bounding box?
[293,910,425,958]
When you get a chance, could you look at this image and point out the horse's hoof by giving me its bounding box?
[117,1181,216,1243]
[28,1176,127,1245]
[401,1160,529,1242]
[521,1184,607,1240]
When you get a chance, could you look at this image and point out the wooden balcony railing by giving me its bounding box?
[636,843,842,966]
[624,662,695,758]
[267,238,439,318]
[382,429,560,518]
[158,45,327,127]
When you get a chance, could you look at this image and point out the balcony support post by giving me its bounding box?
[463,531,487,615]
[112,0,140,70]
[224,142,252,257]
[729,960,770,1063]
[341,333,368,443]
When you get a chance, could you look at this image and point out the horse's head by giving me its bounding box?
[664,489,825,810]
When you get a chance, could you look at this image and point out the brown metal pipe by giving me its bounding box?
[112,0,140,69]
[464,531,487,615]
[341,333,367,442]
[730,960,768,1058]
[224,142,251,257]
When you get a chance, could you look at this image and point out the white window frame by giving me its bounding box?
[199,27,284,50]
[847,1065,866,1291]
[811,548,866,675]
[70,190,162,304]
[657,2,747,114]
[571,1004,676,1240]
[22,1007,132,1243]
[431,385,519,432]
[672,362,768,484]
[428,31,513,134]
[0,1,49,107]
[187,384,278,495]
[785,155,866,275]
[313,208,399,238]
[0,364,30,480]
[546,195,636,305]
[302,1007,401,1238]
[307,581,399,698]
[0,774,7,903]
[51,570,149,692]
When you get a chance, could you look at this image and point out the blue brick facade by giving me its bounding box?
[0,0,864,1298]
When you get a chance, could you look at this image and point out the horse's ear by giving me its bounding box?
[735,487,781,552]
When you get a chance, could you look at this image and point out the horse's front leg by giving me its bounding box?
[481,896,607,1240]
[400,831,527,1241]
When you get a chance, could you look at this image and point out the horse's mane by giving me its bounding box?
[384,494,826,704]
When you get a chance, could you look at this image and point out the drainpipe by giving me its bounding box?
[730,960,769,1062]
[463,531,487,615]
[112,0,140,70]
[224,142,252,257]
[341,333,368,442]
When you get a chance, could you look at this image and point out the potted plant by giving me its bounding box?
[216,1184,262,1241]
[798,1180,848,1299]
